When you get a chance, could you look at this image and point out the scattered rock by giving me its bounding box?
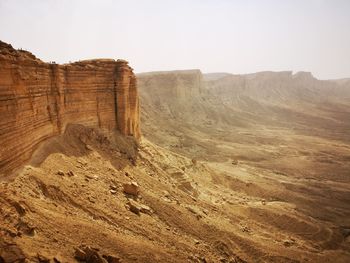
[16,220,36,236]
[85,144,93,151]
[74,247,86,261]
[103,255,121,263]
[261,199,266,205]
[186,206,203,220]
[110,190,117,195]
[74,246,108,263]
[126,199,152,215]
[0,241,26,263]
[231,159,238,165]
[57,170,64,176]
[110,185,117,191]
[188,255,207,263]
[86,175,99,180]
[37,253,50,262]
[140,204,153,215]
[77,159,87,166]
[28,228,36,236]
[240,225,250,233]
[67,170,75,177]
[123,182,139,196]
[88,197,96,203]
[162,197,171,203]
[227,200,235,205]
[162,190,171,198]
[12,201,26,216]
[340,227,350,238]
[127,199,141,215]
[283,239,296,247]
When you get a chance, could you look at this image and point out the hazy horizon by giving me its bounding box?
[1,0,349,80]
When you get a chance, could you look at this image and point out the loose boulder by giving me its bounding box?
[123,182,139,196]
[127,199,153,215]
[127,199,141,215]
[74,246,108,263]
[0,239,26,263]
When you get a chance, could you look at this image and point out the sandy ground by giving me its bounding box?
[1,71,350,262]
[0,122,349,262]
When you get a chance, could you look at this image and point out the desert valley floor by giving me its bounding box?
[1,43,350,263]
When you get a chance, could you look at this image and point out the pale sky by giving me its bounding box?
[0,0,349,79]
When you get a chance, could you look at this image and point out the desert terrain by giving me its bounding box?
[1,42,350,263]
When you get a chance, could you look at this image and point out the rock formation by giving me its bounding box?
[204,70,350,106]
[138,69,203,100]
[0,41,140,176]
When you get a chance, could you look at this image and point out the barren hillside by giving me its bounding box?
[1,42,350,263]
[138,69,350,261]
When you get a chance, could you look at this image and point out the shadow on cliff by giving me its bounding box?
[29,124,139,171]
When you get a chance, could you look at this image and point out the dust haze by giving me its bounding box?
[0,1,350,263]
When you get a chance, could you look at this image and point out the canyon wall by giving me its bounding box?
[0,41,140,176]
[137,70,208,122]
[138,69,203,101]
[138,69,350,152]
[204,71,350,105]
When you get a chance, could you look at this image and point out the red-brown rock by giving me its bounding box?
[0,41,140,177]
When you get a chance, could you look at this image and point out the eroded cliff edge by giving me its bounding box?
[0,41,140,176]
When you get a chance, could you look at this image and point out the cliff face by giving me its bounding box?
[0,41,140,176]
[137,69,215,123]
[204,71,349,106]
[137,69,203,101]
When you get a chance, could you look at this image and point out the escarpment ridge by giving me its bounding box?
[0,41,140,176]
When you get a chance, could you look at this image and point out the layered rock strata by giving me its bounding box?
[0,41,140,176]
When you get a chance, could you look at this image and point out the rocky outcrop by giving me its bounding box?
[137,69,247,126]
[204,70,349,105]
[0,41,140,176]
[138,69,203,101]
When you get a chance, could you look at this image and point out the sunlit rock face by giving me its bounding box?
[0,41,140,176]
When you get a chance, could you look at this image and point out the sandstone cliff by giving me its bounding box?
[137,69,239,127]
[0,41,140,176]
[138,69,203,100]
[138,69,350,163]
[205,70,350,106]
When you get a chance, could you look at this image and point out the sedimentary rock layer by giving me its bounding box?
[0,41,140,176]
